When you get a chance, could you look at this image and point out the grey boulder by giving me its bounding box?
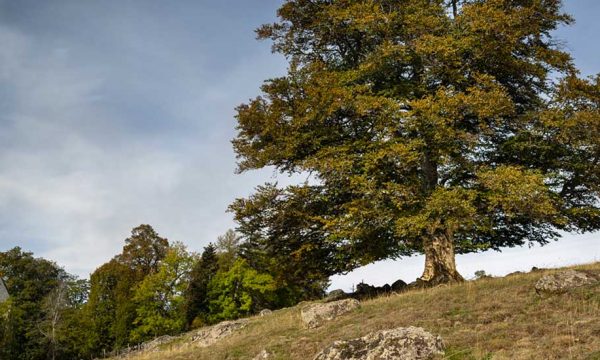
[324,289,350,302]
[191,319,249,347]
[260,309,273,316]
[301,299,360,329]
[535,270,598,294]
[313,326,444,360]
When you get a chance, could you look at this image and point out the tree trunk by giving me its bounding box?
[419,234,463,285]
[451,0,458,18]
[419,143,461,285]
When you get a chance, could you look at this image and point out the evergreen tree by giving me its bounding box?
[184,243,219,327]
[232,0,600,284]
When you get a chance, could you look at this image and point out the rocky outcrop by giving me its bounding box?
[324,279,408,303]
[301,299,360,329]
[324,289,350,302]
[313,326,444,360]
[354,283,378,298]
[354,282,403,299]
[140,335,176,352]
[191,319,249,347]
[260,309,273,316]
[391,279,407,292]
[115,318,250,357]
[535,270,598,294]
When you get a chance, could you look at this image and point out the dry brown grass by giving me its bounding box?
[120,262,600,360]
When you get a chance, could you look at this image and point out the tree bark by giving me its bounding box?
[451,0,458,19]
[419,233,464,285]
[419,143,462,285]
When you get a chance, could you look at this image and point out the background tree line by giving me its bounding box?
[0,224,328,360]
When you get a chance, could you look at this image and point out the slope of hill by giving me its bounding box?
[116,262,600,360]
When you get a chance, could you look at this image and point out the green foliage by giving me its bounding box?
[39,274,91,360]
[231,185,332,304]
[0,227,281,358]
[86,258,138,352]
[207,259,276,323]
[50,302,95,359]
[85,224,171,352]
[130,242,196,343]
[474,270,487,280]
[0,247,88,360]
[215,229,242,270]
[232,0,600,282]
[119,224,170,274]
[0,247,60,360]
[184,243,219,327]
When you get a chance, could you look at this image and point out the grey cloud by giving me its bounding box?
[0,2,287,276]
[0,0,597,287]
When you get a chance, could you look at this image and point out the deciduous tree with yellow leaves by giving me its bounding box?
[232,0,600,284]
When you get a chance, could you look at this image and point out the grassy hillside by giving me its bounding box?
[120,262,600,360]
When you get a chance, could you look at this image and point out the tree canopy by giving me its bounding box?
[0,226,296,359]
[131,242,196,342]
[0,247,89,360]
[232,0,600,283]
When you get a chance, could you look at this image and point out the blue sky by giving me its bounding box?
[0,0,598,289]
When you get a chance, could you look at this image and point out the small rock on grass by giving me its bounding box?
[260,309,273,316]
[253,349,272,359]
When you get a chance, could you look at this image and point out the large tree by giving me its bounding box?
[118,224,170,275]
[232,0,600,284]
[130,242,195,342]
[86,224,170,351]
